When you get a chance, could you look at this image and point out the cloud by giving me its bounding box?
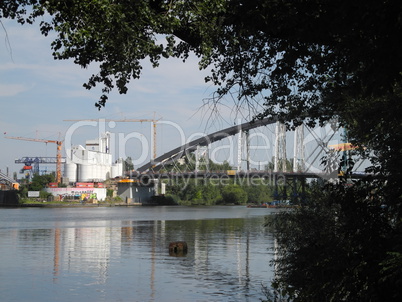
[131,57,211,95]
[0,18,251,176]
[0,83,30,97]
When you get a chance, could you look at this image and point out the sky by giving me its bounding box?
[0,18,265,177]
[0,18,347,178]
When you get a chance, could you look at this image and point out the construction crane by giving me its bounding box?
[15,157,66,175]
[5,136,63,183]
[63,116,161,161]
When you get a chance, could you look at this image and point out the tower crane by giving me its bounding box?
[63,116,161,161]
[5,136,63,183]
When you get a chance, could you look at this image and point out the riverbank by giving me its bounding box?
[19,203,124,207]
[10,201,156,208]
[0,191,19,206]
[0,194,179,207]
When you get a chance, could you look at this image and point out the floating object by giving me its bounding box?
[169,241,188,257]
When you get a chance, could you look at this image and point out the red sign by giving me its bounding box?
[76,182,94,188]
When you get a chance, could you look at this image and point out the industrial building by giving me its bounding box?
[9,131,162,204]
[64,132,123,183]
[42,132,124,201]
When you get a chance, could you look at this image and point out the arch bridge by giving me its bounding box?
[122,118,368,203]
[135,117,359,176]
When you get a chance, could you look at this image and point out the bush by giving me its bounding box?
[220,184,248,204]
[269,179,402,301]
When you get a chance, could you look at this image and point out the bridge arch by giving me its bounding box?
[136,117,278,172]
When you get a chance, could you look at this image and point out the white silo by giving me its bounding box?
[105,165,111,180]
[111,164,118,178]
[94,165,101,181]
[96,164,105,181]
[101,165,108,180]
[111,158,123,178]
[78,164,94,182]
[64,162,77,183]
[117,160,123,176]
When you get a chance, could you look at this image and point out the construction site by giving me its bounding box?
[0,132,122,203]
[0,116,162,206]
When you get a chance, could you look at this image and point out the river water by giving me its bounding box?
[0,206,276,302]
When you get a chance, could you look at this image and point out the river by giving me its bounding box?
[0,206,276,302]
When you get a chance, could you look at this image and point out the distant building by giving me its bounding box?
[64,132,123,183]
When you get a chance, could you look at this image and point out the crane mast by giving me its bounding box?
[5,136,63,183]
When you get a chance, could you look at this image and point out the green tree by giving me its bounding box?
[221,184,247,205]
[264,157,293,172]
[17,184,28,199]
[209,160,232,171]
[269,179,401,302]
[159,154,232,173]
[201,183,221,205]
[3,2,401,191]
[29,173,55,191]
[2,1,400,122]
[3,2,402,300]
[124,157,134,171]
[244,183,272,204]
[175,181,201,203]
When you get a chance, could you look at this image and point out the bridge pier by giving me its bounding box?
[195,145,209,172]
[273,173,307,204]
[274,122,287,172]
[117,179,156,205]
[289,175,307,204]
[293,125,305,172]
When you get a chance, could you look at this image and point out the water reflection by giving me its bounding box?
[0,207,275,301]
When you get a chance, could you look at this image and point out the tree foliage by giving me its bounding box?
[124,157,134,171]
[165,177,273,205]
[3,1,402,300]
[29,173,55,191]
[2,0,401,124]
[221,184,247,204]
[269,178,402,302]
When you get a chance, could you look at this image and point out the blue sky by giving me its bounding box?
[1,18,260,177]
[1,18,348,178]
